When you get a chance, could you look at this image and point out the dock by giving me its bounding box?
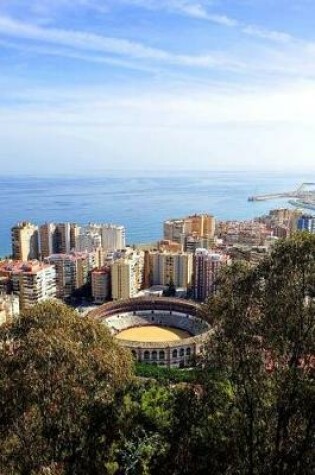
[248,182,315,204]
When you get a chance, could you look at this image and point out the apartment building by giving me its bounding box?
[0,260,56,310]
[164,214,215,248]
[111,252,143,300]
[146,251,193,289]
[11,222,39,261]
[39,222,80,257]
[45,251,96,300]
[193,249,228,301]
[91,266,111,303]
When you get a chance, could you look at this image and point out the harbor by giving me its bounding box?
[248,183,315,211]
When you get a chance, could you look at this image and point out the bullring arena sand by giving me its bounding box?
[116,325,191,342]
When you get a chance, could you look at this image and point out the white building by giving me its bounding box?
[76,229,102,253]
[11,261,56,310]
[87,223,126,251]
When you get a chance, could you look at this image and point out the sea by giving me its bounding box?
[0,170,313,257]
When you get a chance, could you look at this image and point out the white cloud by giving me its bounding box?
[243,25,293,43]
[0,15,247,71]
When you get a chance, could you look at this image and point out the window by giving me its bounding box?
[152,351,157,361]
[172,349,178,358]
[144,351,150,361]
[159,350,165,360]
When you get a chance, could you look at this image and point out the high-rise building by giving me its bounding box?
[46,251,96,300]
[55,223,78,254]
[164,214,216,248]
[101,224,126,251]
[297,215,315,234]
[163,219,185,243]
[75,229,102,253]
[193,249,228,301]
[91,266,111,303]
[185,214,215,238]
[87,223,126,251]
[11,222,39,261]
[111,252,143,300]
[1,260,56,310]
[39,222,79,257]
[39,223,57,258]
[146,251,193,289]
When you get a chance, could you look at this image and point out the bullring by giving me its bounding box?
[88,297,212,368]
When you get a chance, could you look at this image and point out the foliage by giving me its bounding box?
[0,234,314,474]
[135,362,200,383]
[0,301,132,474]
[201,233,315,474]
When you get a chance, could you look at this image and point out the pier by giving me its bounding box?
[248,183,315,203]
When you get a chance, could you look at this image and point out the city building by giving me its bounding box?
[39,222,79,257]
[146,251,193,289]
[157,240,182,253]
[297,215,315,233]
[163,219,185,244]
[11,222,39,261]
[75,228,102,253]
[0,260,56,310]
[39,223,57,258]
[87,223,126,251]
[164,214,215,250]
[45,251,96,300]
[184,214,215,238]
[91,266,111,303]
[111,252,143,300]
[193,249,228,301]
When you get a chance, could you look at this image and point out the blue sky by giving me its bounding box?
[0,0,315,174]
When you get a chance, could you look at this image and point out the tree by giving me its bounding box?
[201,233,315,475]
[0,301,132,475]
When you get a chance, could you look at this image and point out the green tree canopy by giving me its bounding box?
[201,233,315,475]
[0,301,132,475]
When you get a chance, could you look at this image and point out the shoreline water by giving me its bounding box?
[1,171,313,257]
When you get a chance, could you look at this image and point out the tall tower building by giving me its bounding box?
[11,222,39,261]
[111,253,143,300]
[39,223,57,258]
[148,251,193,289]
[101,224,126,251]
[40,223,79,257]
[163,219,185,243]
[9,261,56,310]
[193,249,227,301]
[45,251,95,300]
[91,266,111,303]
[185,214,215,237]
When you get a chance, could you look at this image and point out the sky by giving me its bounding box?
[0,0,315,174]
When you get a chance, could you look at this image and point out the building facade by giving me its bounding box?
[45,251,96,300]
[111,252,143,300]
[147,251,193,289]
[193,249,228,301]
[297,215,315,233]
[11,222,39,261]
[91,266,111,303]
